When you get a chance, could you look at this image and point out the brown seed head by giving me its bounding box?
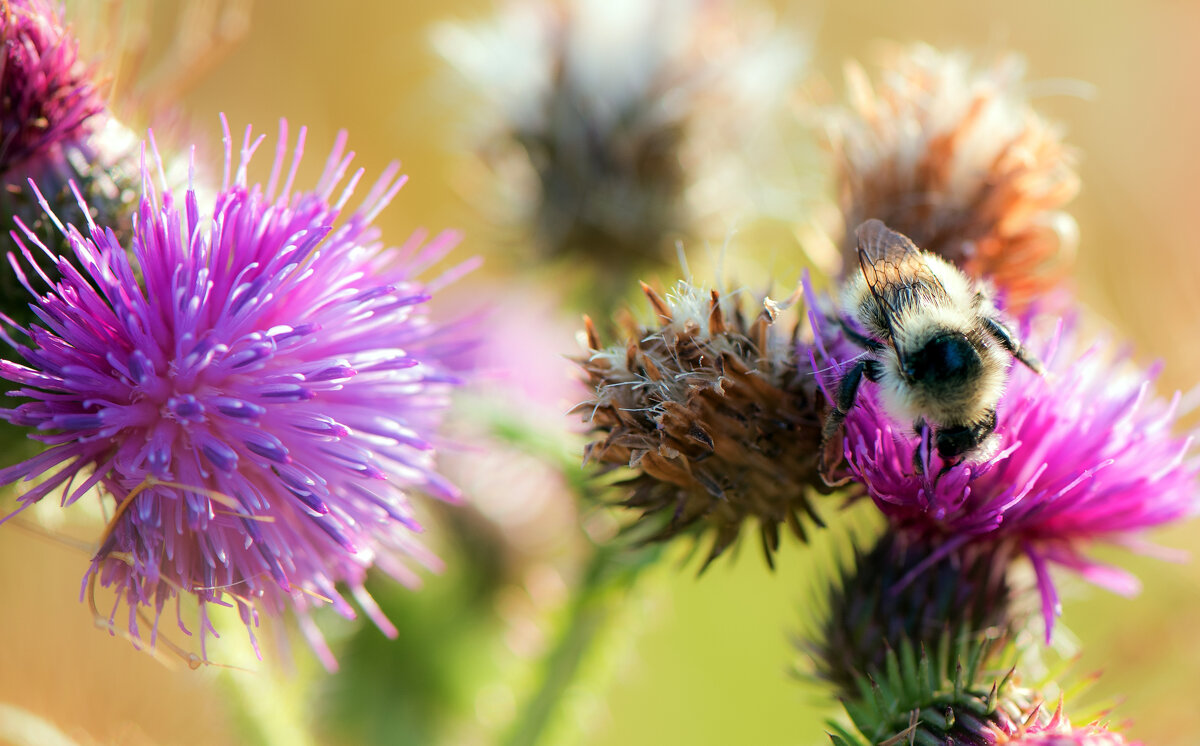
[831,45,1079,310]
[575,281,837,568]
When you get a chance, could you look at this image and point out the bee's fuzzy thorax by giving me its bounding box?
[872,344,1009,430]
[843,227,1013,429]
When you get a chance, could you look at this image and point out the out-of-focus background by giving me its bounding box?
[2,1,1200,744]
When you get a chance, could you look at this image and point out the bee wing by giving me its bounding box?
[856,218,921,268]
[854,219,948,322]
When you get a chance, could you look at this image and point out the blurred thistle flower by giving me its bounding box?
[0,0,242,252]
[811,531,1022,702]
[0,118,471,670]
[474,284,591,429]
[445,285,584,565]
[0,0,152,332]
[830,44,1079,310]
[0,0,104,182]
[1015,737,1131,746]
[433,0,806,299]
[576,280,835,568]
[811,294,1199,640]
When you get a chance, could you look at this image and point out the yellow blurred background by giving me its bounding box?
[3,1,1200,744]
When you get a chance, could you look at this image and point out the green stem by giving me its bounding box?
[502,544,613,746]
[481,395,663,745]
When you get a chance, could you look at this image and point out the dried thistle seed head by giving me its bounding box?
[576,280,836,568]
[811,532,1027,703]
[830,44,1079,310]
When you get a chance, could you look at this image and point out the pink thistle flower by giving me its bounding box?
[995,702,1139,745]
[0,0,105,183]
[0,118,470,670]
[1004,729,1136,746]
[810,278,1199,640]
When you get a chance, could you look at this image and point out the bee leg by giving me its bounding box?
[822,360,867,440]
[983,316,1044,375]
[911,418,934,477]
[863,358,884,382]
[837,317,886,353]
[819,360,867,484]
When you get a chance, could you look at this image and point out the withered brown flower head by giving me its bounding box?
[830,45,1079,310]
[575,280,836,568]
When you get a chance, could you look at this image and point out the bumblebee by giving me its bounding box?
[822,219,1043,475]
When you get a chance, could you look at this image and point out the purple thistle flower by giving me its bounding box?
[809,277,1199,640]
[0,0,105,182]
[0,117,471,670]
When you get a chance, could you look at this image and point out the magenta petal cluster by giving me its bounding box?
[1008,729,1136,746]
[1000,705,1139,746]
[808,281,1199,638]
[0,119,469,669]
[0,0,105,181]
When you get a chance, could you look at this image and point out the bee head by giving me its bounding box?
[902,332,982,391]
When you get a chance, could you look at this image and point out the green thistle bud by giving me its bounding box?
[0,117,141,263]
[812,532,1048,745]
[812,533,1026,700]
[827,634,1041,746]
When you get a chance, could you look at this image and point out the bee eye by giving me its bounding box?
[905,333,981,387]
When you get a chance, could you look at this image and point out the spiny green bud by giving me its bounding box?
[827,633,1042,745]
[812,532,1026,701]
